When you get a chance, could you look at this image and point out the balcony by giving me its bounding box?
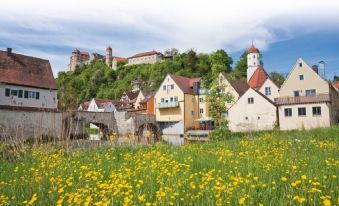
[275,94,330,105]
[156,101,179,109]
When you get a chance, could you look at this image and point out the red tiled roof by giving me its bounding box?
[81,101,90,110]
[0,50,57,90]
[94,98,126,109]
[248,65,269,89]
[170,74,201,94]
[114,57,127,62]
[128,50,161,59]
[247,44,259,54]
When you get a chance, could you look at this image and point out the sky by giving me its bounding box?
[0,0,338,79]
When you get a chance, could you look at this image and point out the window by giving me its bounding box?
[5,88,10,97]
[18,90,23,98]
[28,91,35,99]
[35,92,40,100]
[299,62,302,67]
[312,106,321,116]
[24,91,28,98]
[305,89,316,96]
[171,84,174,90]
[299,75,304,80]
[170,97,173,102]
[199,97,204,103]
[10,90,18,96]
[191,111,195,115]
[174,96,178,102]
[163,85,166,91]
[253,55,256,58]
[219,77,223,84]
[294,91,300,97]
[265,87,271,95]
[199,108,204,114]
[161,98,164,103]
[284,108,292,117]
[248,97,254,104]
[298,107,306,116]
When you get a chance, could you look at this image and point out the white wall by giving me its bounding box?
[278,103,331,130]
[247,52,260,82]
[259,79,280,101]
[0,84,57,109]
[228,88,277,132]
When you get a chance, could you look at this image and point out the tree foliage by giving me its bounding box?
[270,72,286,87]
[233,51,247,81]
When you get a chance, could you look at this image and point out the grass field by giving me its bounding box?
[0,127,338,206]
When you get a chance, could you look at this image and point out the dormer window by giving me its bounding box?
[299,62,302,67]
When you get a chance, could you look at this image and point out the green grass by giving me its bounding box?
[0,127,338,206]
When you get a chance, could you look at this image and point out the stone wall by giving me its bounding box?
[0,109,62,141]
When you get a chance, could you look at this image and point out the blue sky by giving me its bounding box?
[0,0,338,79]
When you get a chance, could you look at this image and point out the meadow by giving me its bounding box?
[0,127,338,206]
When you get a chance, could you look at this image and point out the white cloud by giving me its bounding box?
[1,0,339,75]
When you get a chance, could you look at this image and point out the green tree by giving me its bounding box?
[207,82,234,126]
[234,51,247,80]
[210,50,233,78]
[270,72,286,87]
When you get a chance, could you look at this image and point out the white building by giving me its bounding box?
[247,44,261,82]
[228,88,277,132]
[276,58,339,130]
[127,50,163,66]
[0,48,58,110]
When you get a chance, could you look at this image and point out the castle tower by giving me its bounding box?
[247,43,260,82]
[106,46,113,67]
[69,49,80,71]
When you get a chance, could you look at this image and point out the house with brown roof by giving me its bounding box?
[120,91,139,108]
[218,73,249,109]
[0,48,58,110]
[127,50,163,66]
[154,74,203,140]
[276,58,339,130]
[134,91,156,115]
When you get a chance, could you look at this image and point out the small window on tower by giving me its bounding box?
[299,62,302,67]
[254,62,256,65]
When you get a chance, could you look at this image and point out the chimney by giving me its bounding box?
[318,61,325,79]
[7,48,12,56]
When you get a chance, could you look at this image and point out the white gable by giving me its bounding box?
[228,88,277,132]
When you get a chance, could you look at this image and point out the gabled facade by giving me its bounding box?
[0,48,58,111]
[248,65,280,101]
[218,73,249,109]
[228,87,277,132]
[276,58,339,130]
[78,98,127,112]
[154,74,201,137]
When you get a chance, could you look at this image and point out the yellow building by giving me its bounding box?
[155,74,208,138]
[276,58,339,130]
[217,73,249,110]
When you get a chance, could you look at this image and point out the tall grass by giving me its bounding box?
[0,127,338,205]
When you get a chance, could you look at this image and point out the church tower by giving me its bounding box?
[106,46,113,67]
[247,43,260,82]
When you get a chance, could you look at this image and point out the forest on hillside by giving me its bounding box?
[56,49,285,109]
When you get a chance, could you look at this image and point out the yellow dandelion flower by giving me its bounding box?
[301,175,307,180]
[239,197,246,205]
[281,177,288,182]
[293,196,306,203]
[322,198,331,206]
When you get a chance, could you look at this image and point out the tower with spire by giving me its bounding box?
[247,43,261,82]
